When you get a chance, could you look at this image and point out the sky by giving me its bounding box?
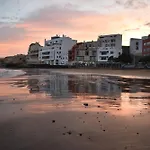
[1,0,150,57]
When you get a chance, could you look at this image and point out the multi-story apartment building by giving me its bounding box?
[130,38,142,56]
[74,41,98,63]
[27,42,42,64]
[39,35,77,65]
[142,35,150,56]
[97,34,122,62]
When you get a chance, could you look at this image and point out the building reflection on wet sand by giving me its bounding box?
[26,74,123,99]
[9,71,150,115]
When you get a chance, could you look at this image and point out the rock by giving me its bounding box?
[97,112,99,114]
[20,108,23,111]
[62,133,66,135]
[97,105,101,108]
[79,133,83,136]
[137,132,139,135]
[85,113,87,115]
[52,120,55,123]
[67,131,72,135]
[83,103,88,107]
[103,129,106,132]
[64,126,66,129]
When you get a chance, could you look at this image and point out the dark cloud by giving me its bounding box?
[144,22,150,26]
[115,0,148,9]
[22,5,95,30]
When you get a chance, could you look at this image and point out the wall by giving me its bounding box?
[130,38,142,56]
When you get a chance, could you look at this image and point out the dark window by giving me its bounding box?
[136,42,138,45]
[136,46,139,50]
[42,52,50,55]
[42,56,50,59]
[60,47,61,50]
[101,51,108,55]
[110,51,114,54]
[101,57,107,60]
[85,51,89,56]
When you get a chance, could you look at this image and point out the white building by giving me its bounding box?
[130,38,142,56]
[39,35,77,65]
[97,34,122,62]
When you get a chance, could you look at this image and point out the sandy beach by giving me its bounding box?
[0,69,150,150]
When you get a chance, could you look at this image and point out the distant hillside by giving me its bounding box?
[0,54,27,68]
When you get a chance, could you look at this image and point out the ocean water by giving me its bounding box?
[0,69,25,78]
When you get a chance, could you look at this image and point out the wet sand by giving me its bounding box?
[0,69,150,150]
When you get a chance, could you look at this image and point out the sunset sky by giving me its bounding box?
[1,0,150,57]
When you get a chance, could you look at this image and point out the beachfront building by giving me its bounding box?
[68,43,82,64]
[130,38,142,56]
[73,41,99,64]
[39,35,77,65]
[142,35,150,56]
[27,42,42,64]
[97,34,122,62]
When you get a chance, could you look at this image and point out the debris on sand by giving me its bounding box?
[52,120,55,123]
[83,103,88,107]
[67,131,72,135]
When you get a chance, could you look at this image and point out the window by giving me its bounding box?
[42,52,50,55]
[101,57,107,60]
[60,47,61,50]
[101,51,108,55]
[136,46,139,50]
[136,42,138,45]
[85,51,89,56]
[110,51,114,54]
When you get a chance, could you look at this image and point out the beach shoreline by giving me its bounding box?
[0,68,150,150]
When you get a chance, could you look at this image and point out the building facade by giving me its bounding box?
[27,42,42,64]
[97,34,122,62]
[68,43,82,63]
[130,38,142,56]
[142,35,150,56]
[75,41,98,63]
[39,35,77,65]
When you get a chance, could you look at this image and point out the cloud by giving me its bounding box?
[0,26,27,43]
[115,0,149,9]
[1,2,150,57]
[144,22,150,27]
